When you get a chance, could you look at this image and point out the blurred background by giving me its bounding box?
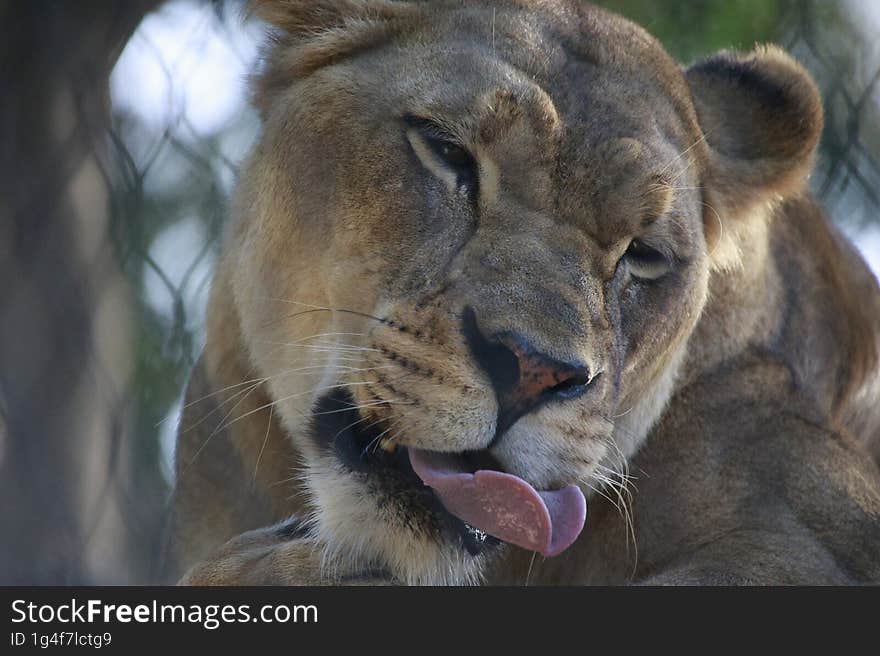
[1,0,878,584]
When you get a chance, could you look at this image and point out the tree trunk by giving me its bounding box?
[0,0,161,584]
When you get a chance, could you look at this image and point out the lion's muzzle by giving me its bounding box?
[462,305,599,439]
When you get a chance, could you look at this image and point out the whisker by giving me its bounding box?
[588,438,639,578]
[331,413,375,443]
[281,330,368,342]
[180,381,262,477]
[658,131,708,176]
[593,471,635,547]
[170,376,268,419]
[598,411,646,451]
[523,551,539,587]
[172,362,392,420]
[252,404,274,483]
[215,381,404,435]
[253,339,379,353]
[257,297,388,329]
[580,477,619,509]
[179,380,262,436]
[310,398,414,417]
[595,462,638,487]
[363,416,405,457]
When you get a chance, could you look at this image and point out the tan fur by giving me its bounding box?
[168,0,880,585]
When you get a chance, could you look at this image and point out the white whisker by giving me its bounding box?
[252,404,274,483]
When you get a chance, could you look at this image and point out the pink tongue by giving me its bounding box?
[408,449,586,557]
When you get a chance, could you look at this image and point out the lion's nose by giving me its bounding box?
[462,307,596,437]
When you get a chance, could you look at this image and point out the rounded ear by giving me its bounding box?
[686,45,823,222]
[250,0,409,37]
[248,0,418,115]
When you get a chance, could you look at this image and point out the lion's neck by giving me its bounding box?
[681,195,880,440]
[682,207,780,387]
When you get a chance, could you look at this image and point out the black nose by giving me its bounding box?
[462,307,595,437]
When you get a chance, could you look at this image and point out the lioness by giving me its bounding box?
[168,0,880,585]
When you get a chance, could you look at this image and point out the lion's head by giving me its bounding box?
[215,0,822,584]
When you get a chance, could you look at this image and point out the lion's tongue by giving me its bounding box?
[408,449,586,557]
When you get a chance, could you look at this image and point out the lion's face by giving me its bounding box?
[224,0,821,583]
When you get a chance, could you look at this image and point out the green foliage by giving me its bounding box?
[591,0,788,62]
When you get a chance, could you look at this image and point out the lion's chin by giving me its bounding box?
[308,389,587,560]
[308,389,498,556]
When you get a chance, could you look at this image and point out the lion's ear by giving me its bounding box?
[249,0,416,97]
[250,0,409,38]
[686,46,823,225]
[249,1,417,114]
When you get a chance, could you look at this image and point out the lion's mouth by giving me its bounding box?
[311,391,587,557]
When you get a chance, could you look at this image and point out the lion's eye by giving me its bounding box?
[424,136,474,172]
[405,116,478,199]
[623,239,671,280]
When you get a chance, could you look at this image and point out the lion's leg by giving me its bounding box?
[179,518,394,585]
